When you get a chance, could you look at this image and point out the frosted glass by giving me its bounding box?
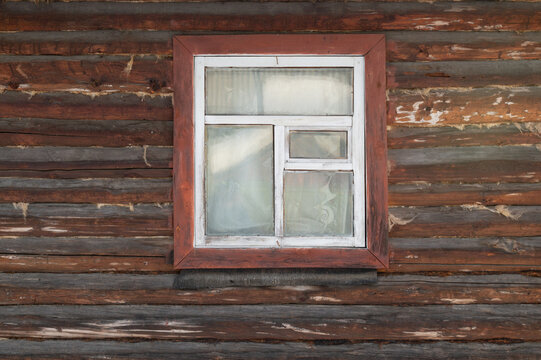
[206,68,353,115]
[289,131,347,159]
[205,125,274,236]
[284,171,353,236]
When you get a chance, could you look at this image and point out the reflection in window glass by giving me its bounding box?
[289,131,347,159]
[205,125,274,236]
[284,171,353,236]
[206,68,353,115]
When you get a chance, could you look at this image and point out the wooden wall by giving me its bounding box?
[0,1,540,358]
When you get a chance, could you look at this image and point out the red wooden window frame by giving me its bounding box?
[173,34,388,269]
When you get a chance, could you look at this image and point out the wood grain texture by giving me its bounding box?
[1,2,539,32]
[388,87,541,127]
[0,91,172,121]
[0,178,172,203]
[0,273,539,305]
[0,340,540,360]
[0,304,540,341]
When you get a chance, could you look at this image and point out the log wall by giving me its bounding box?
[0,1,540,358]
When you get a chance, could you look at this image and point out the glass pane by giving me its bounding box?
[289,131,347,159]
[206,68,353,115]
[284,171,353,236]
[205,125,274,236]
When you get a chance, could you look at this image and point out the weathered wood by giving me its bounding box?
[0,118,172,147]
[0,203,172,237]
[1,340,540,360]
[1,273,540,305]
[0,237,171,256]
[388,87,541,127]
[388,123,541,149]
[0,255,172,273]
[389,206,541,237]
[0,304,540,341]
[0,146,172,170]
[174,269,377,289]
[0,56,172,93]
[0,169,172,179]
[1,2,540,32]
[389,60,541,89]
[2,31,540,63]
[390,183,541,206]
[389,145,541,184]
[0,91,172,121]
[387,31,541,62]
[0,178,172,203]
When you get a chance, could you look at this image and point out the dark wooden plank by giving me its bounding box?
[389,206,541,237]
[388,87,541,127]
[1,273,540,305]
[0,118,172,147]
[0,255,172,273]
[0,178,172,203]
[1,340,540,360]
[388,123,541,149]
[0,146,172,170]
[390,183,541,206]
[1,2,539,32]
[0,236,171,256]
[0,91,172,121]
[0,56,172,93]
[388,31,541,62]
[0,169,172,179]
[0,203,172,237]
[0,304,540,341]
[2,31,540,62]
[389,60,541,89]
[389,145,541,184]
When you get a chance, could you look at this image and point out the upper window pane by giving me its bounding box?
[206,68,353,115]
[289,130,347,159]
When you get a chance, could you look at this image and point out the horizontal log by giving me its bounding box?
[0,178,172,203]
[0,255,172,273]
[0,304,540,341]
[390,183,541,206]
[0,91,172,121]
[1,2,539,31]
[2,31,540,62]
[0,273,539,305]
[0,203,172,237]
[389,206,541,237]
[388,123,541,149]
[1,341,540,360]
[0,169,173,179]
[0,237,171,256]
[389,60,541,89]
[388,87,541,126]
[0,56,172,93]
[389,145,541,183]
[0,118,172,147]
[0,146,172,170]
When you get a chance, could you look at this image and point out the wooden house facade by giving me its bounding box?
[0,0,540,358]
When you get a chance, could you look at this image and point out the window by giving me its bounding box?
[173,35,388,269]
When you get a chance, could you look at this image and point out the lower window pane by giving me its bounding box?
[284,171,353,236]
[205,125,274,236]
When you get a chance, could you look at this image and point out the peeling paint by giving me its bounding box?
[403,330,443,339]
[0,227,32,232]
[143,145,151,167]
[388,213,417,231]
[310,296,342,303]
[272,323,330,336]
[42,227,68,233]
[12,202,29,220]
[441,298,476,304]
[123,55,134,76]
[461,203,523,220]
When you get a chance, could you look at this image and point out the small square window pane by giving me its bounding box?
[289,131,347,159]
[284,171,353,236]
[206,68,353,115]
[205,125,274,236]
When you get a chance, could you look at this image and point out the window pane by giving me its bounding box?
[205,125,274,236]
[284,171,353,236]
[289,131,347,159]
[206,68,353,115]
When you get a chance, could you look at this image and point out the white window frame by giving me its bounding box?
[193,55,365,249]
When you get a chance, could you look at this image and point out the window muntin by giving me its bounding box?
[194,56,365,249]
